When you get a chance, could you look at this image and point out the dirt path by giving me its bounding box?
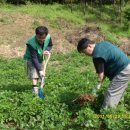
[0,12,130,58]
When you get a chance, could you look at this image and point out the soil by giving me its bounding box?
[65,26,105,46]
[0,12,75,58]
[119,37,130,55]
[6,120,17,128]
[0,12,130,58]
[73,94,96,106]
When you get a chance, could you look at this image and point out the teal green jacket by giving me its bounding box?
[24,34,51,63]
[93,41,130,80]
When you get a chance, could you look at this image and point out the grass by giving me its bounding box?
[0,4,85,26]
[0,51,130,129]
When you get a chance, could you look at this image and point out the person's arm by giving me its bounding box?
[27,44,42,72]
[93,58,106,89]
[46,38,53,51]
[93,58,105,81]
[98,72,106,82]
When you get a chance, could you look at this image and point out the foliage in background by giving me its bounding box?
[0,3,129,44]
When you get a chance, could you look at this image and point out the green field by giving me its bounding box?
[0,3,130,130]
[0,51,130,129]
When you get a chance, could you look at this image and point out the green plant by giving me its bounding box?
[75,107,101,129]
[0,51,129,129]
[100,106,130,130]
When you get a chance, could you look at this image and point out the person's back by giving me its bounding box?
[93,41,130,80]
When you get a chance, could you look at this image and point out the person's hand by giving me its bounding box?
[39,71,45,79]
[96,82,102,90]
[43,50,50,56]
[92,82,102,97]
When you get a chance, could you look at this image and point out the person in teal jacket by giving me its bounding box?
[77,38,130,108]
[24,26,53,94]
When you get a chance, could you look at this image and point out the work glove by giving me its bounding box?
[96,82,102,90]
[92,82,102,97]
[39,71,45,79]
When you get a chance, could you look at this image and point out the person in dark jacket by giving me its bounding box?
[77,38,130,108]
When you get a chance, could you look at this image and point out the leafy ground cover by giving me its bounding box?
[0,51,130,130]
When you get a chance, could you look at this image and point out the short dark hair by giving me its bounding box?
[35,26,48,35]
[77,38,92,53]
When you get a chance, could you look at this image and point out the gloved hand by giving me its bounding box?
[92,82,102,96]
[96,82,102,90]
[39,71,45,79]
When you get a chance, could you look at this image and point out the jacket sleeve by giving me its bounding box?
[93,58,105,74]
[27,44,42,71]
[46,37,53,51]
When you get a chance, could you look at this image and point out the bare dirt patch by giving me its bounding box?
[119,37,130,55]
[0,12,75,58]
[0,12,33,58]
[0,45,24,58]
[0,12,129,58]
[72,94,96,106]
[65,26,105,46]
[5,120,17,129]
[64,24,130,55]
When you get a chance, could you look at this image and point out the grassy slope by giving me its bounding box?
[0,3,129,43]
